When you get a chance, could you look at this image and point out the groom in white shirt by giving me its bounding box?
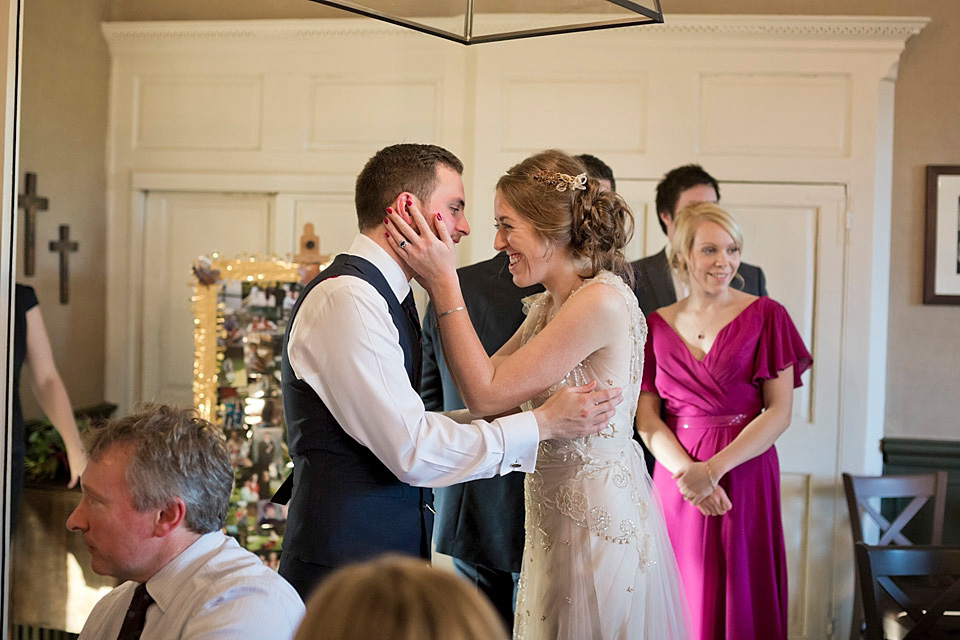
[276,143,623,598]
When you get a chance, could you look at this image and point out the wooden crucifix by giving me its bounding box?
[18,172,49,276]
[49,225,78,304]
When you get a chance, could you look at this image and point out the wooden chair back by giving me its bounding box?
[855,542,960,640]
[843,472,947,546]
[842,471,949,638]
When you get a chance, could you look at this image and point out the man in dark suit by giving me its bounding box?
[422,252,541,631]
[632,164,767,315]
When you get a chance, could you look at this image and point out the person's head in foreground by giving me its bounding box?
[294,554,509,640]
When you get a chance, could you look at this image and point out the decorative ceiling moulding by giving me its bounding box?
[101,16,929,51]
[102,14,930,47]
[650,15,928,39]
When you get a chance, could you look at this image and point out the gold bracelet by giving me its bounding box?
[705,461,718,488]
[437,306,467,319]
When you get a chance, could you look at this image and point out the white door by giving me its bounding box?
[272,192,357,260]
[617,179,848,640]
[139,189,358,409]
[141,191,274,407]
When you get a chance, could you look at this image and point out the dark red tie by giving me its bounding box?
[116,582,154,640]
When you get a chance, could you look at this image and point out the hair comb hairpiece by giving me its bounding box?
[532,169,587,192]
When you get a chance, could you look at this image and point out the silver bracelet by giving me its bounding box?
[437,306,467,319]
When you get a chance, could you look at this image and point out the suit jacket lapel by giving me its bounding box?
[650,248,678,308]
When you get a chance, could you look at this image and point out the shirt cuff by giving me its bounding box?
[494,412,539,474]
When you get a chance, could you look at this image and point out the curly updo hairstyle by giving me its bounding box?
[496,150,634,283]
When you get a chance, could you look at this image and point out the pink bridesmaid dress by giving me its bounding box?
[641,297,812,640]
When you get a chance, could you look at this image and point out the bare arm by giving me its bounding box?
[635,391,694,475]
[489,323,525,369]
[24,307,86,487]
[387,205,625,417]
[675,366,795,503]
[445,315,525,410]
[440,284,623,415]
[635,392,731,515]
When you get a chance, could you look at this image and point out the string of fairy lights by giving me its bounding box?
[191,253,303,423]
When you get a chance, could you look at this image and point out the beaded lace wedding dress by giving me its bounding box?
[513,271,690,640]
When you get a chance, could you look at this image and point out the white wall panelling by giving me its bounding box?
[698,73,852,157]
[306,75,443,149]
[499,73,648,153]
[134,75,264,150]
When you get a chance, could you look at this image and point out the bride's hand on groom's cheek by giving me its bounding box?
[385,200,457,289]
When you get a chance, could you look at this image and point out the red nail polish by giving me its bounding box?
[385,231,390,238]
[386,207,393,214]
[436,213,442,221]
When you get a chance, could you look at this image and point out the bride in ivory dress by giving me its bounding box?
[385,150,690,640]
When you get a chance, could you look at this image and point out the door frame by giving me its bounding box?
[0,0,21,628]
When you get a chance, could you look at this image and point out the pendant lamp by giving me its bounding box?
[308,0,663,45]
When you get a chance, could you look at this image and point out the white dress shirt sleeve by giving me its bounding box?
[288,276,539,487]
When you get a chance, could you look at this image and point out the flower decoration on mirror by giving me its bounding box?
[192,257,221,286]
[532,169,587,192]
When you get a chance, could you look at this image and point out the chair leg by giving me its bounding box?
[850,570,865,639]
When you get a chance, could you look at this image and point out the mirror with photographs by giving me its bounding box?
[192,254,307,561]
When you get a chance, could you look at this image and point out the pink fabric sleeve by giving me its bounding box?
[640,314,660,393]
[752,299,813,388]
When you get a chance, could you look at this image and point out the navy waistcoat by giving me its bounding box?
[276,253,432,572]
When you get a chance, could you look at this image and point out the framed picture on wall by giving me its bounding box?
[924,165,960,304]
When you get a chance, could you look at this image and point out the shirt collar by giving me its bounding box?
[348,234,411,304]
[145,531,223,613]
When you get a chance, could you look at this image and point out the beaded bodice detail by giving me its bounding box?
[520,270,647,463]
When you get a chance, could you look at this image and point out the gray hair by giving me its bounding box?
[83,404,234,534]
